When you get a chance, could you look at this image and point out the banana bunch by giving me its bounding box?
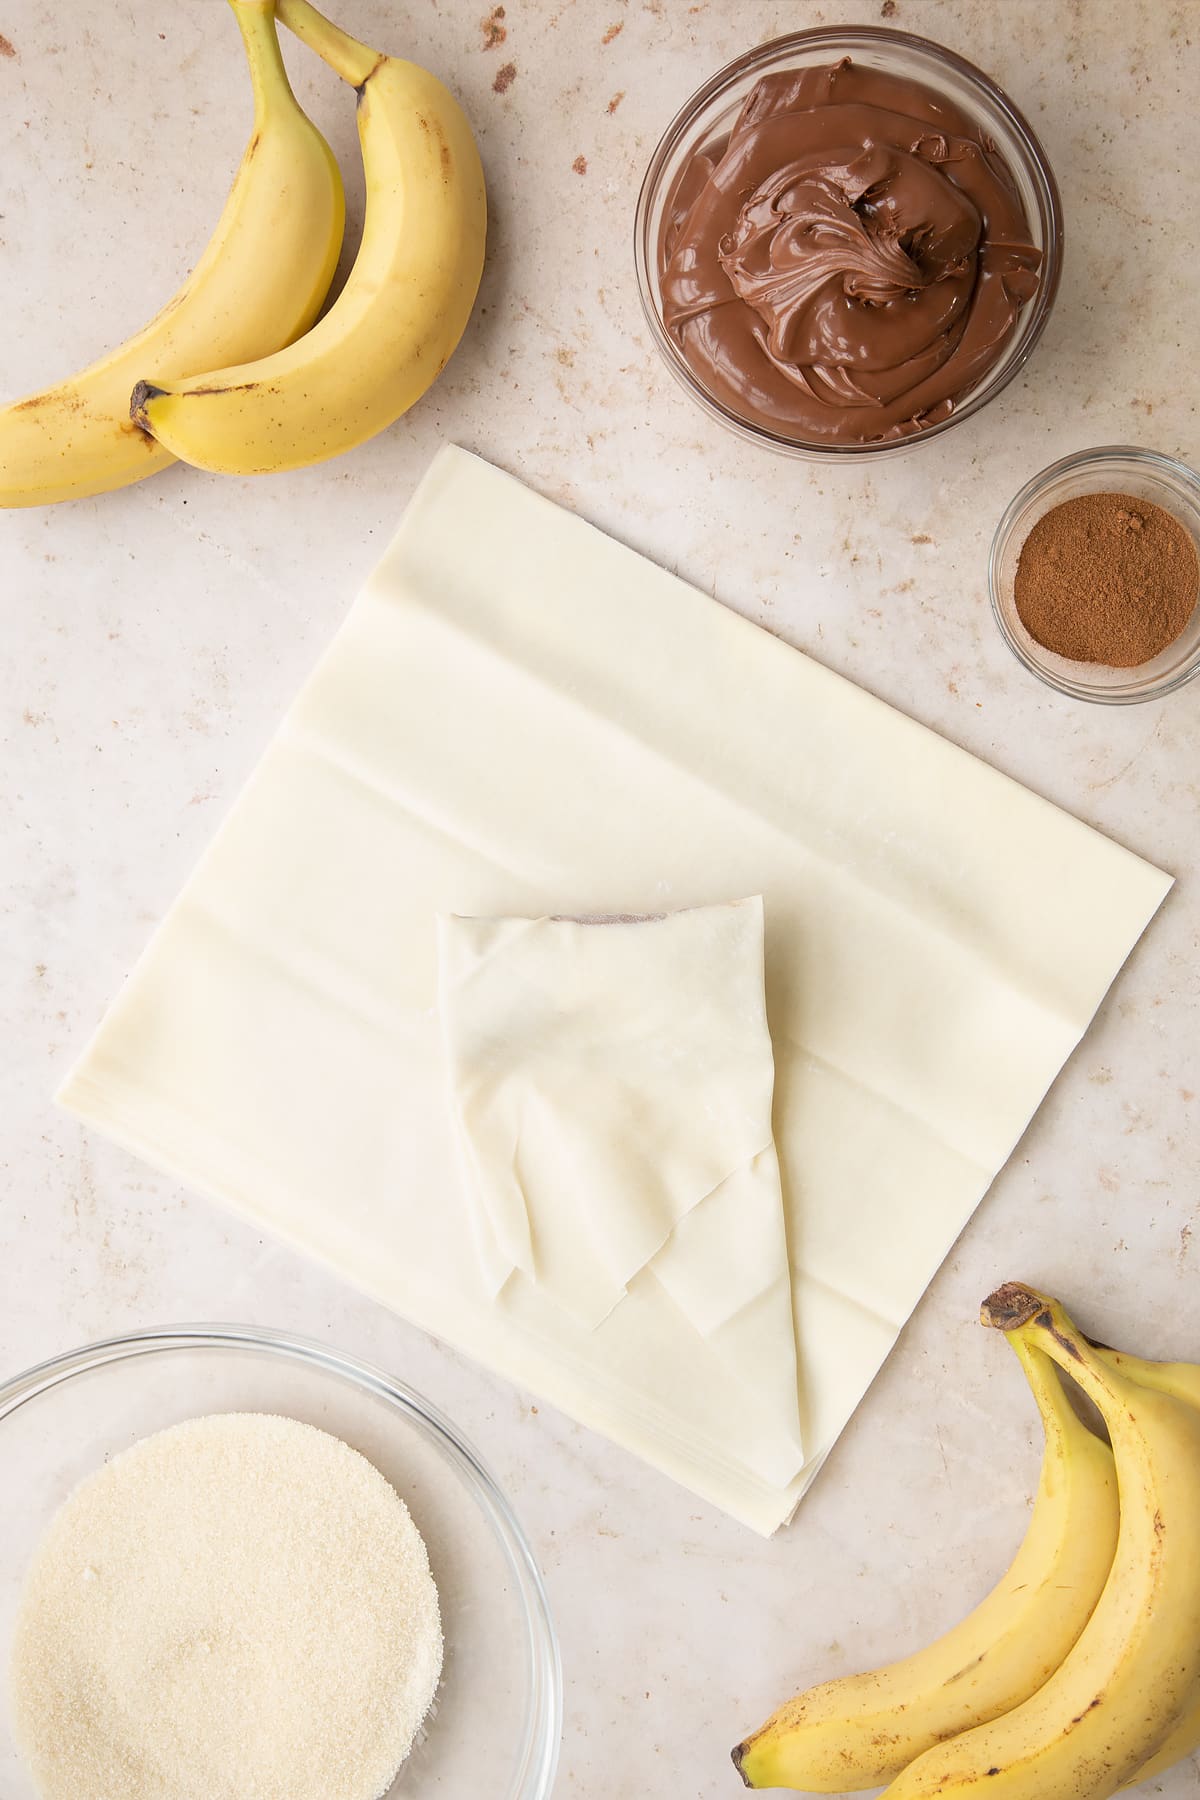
[0,0,485,507]
[734,1283,1200,1799]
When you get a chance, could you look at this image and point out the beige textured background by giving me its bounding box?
[2,1,1198,1793]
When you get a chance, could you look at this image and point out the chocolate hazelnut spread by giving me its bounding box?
[658,58,1043,445]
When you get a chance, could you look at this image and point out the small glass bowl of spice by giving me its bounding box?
[989,446,1200,702]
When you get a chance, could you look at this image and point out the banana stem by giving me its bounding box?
[276,0,384,88]
[1009,1333,1085,1446]
[983,1283,1124,1416]
[227,0,295,118]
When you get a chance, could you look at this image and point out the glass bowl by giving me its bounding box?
[989,446,1200,703]
[634,26,1062,461]
[0,1325,561,1800]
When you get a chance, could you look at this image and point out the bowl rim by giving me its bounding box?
[987,443,1200,704]
[0,1321,563,1800]
[633,23,1064,461]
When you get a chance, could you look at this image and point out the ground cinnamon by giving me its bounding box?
[1013,491,1198,667]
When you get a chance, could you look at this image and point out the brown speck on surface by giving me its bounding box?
[880,0,897,15]
[607,90,625,113]
[556,347,575,367]
[572,154,587,174]
[911,533,933,545]
[601,20,623,43]
[493,60,517,92]
[481,5,507,48]
[0,32,15,56]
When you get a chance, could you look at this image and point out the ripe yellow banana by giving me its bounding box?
[879,1285,1200,1800]
[0,1,344,508]
[1093,1346,1200,1789]
[732,1337,1119,1791]
[130,0,486,475]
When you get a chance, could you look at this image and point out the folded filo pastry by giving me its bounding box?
[438,900,802,1460]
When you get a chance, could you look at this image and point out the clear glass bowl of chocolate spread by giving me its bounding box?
[635,27,1062,459]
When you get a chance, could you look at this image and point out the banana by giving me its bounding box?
[0,1,344,508]
[878,1284,1200,1800]
[130,0,486,475]
[1093,1347,1200,1789]
[732,1337,1119,1791]
[1094,1344,1200,1411]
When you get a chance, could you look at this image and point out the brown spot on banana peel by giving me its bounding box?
[943,1650,988,1685]
[1035,1309,1084,1362]
[730,1743,752,1788]
[410,110,453,180]
[121,417,161,449]
[354,54,387,102]
[174,381,265,396]
[131,378,266,433]
[12,390,86,414]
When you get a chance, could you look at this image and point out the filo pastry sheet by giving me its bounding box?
[59,446,1171,1533]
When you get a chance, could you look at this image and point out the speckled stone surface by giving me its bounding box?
[2,2,1198,1794]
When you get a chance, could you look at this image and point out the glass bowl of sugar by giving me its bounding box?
[0,1325,561,1800]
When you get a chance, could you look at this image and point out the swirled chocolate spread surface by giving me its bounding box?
[658,59,1043,444]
